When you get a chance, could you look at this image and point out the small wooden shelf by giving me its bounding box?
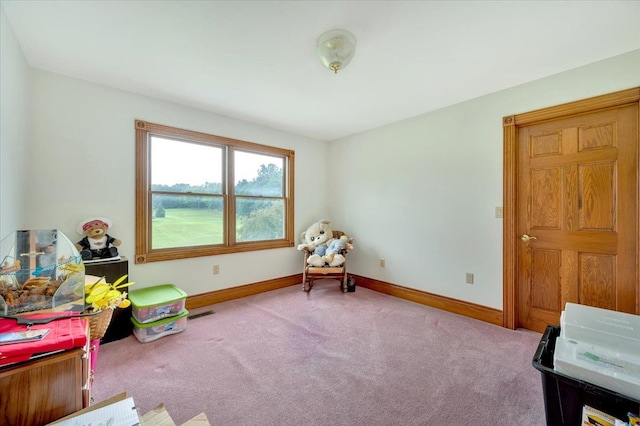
[85,257,132,343]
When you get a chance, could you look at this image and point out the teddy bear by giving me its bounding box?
[297,219,352,267]
[75,217,121,261]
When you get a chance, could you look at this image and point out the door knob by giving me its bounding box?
[520,234,538,242]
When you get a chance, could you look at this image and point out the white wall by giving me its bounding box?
[0,6,30,239]
[26,70,328,295]
[329,49,640,310]
[4,8,639,310]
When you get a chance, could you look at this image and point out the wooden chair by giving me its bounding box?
[300,230,352,292]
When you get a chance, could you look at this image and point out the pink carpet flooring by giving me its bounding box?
[91,281,546,425]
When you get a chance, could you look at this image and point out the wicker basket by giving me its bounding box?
[88,308,114,341]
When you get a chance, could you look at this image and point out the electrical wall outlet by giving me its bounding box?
[466,272,474,284]
[379,258,386,268]
[213,265,220,275]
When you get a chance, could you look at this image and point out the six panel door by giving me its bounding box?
[517,104,638,332]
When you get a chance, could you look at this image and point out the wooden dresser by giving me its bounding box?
[0,326,89,425]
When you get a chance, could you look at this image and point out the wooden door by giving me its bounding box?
[503,88,640,333]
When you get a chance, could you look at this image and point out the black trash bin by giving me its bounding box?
[346,276,356,292]
[532,325,640,425]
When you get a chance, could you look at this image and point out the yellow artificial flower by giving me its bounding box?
[85,275,134,311]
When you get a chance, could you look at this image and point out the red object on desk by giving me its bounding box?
[0,313,88,366]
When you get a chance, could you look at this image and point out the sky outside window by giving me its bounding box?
[151,136,279,186]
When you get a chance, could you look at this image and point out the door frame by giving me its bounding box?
[502,87,640,329]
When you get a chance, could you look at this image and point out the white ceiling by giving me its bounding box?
[3,1,640,141]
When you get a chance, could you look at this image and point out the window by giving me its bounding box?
[135,120,295,263]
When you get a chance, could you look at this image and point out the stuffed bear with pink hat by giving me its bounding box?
[75,217,121,261]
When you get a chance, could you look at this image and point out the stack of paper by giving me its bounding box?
[49,395,139,425]
[47,393,211,426]
[554,303,640,400]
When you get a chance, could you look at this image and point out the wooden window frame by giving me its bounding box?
[134,120,295,264]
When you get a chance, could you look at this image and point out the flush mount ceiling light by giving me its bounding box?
[316,29,356,74]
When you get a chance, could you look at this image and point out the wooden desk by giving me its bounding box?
[0,336,89,424]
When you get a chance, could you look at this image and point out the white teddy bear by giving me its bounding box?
[297,219,352,267]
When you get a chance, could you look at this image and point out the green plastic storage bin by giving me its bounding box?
[131,309,189,343]
[128,284,187,324]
